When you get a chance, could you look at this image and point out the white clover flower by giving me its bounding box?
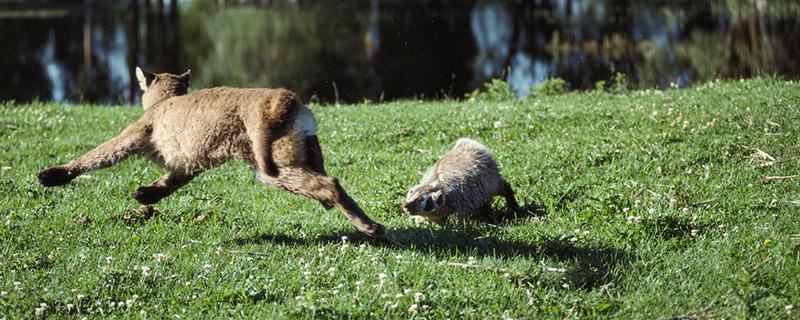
[378,273,388,284]
[141,266,151,276]
[409,303,419,314]
[691,229,699,237]
[414,292,424,303]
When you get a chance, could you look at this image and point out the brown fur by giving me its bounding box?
[402,138,519,224]
[36,67,384,237]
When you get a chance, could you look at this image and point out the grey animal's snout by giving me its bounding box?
[401,202,412,214]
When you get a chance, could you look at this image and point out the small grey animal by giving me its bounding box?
[402,138,519,224]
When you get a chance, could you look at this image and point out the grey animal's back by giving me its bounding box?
[422,138,500,188]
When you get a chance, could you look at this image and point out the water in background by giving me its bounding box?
[1,0,798,104]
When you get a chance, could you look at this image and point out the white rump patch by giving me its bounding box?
[295,109,318,136]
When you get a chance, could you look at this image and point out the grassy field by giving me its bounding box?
[1,77,798,319]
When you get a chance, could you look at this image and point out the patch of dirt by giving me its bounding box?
[121,205,160,222]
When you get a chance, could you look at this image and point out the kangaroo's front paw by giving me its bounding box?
[132,186,165,205]
[37,166,79,186]
[357,221,386,237]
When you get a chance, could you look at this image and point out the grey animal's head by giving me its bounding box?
[136,66,191,110]
[402,185,447,218]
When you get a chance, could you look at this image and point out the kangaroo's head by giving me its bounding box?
[136,67,191,110]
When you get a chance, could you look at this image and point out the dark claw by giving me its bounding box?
[37,167,78,187]
[132,186,164,205]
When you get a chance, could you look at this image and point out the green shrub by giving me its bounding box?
[466,78,518,101]
[530,78,567,96]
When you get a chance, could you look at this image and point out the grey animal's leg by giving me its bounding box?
[37,124,149,187]
[499,178,520,210]
[132,171,196,205]
[268,167,385,237]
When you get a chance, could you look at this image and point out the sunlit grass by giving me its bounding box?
[1,77,798,319]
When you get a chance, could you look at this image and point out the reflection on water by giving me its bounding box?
[38,30,68,102]
[1,0,798,104]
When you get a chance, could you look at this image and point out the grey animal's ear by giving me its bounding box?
[431,190,446,209]
[422,196,434,211]
[179,69,191,85]
[135,67,156,91]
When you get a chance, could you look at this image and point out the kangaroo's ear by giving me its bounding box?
[179,69,191,85]
[136,67,156,91]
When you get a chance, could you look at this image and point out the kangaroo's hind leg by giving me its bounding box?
[266,167,385,237]
[304,135,333,210]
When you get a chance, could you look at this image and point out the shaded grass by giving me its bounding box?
[1,77,798,319]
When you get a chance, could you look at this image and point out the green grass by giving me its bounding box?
[1,77,799,319]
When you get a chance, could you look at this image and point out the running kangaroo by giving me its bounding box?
[36,67,385,237]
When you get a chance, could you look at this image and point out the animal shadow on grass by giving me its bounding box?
[227,226,376,248]
[388,202,631,291]
[398,228,629,290]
